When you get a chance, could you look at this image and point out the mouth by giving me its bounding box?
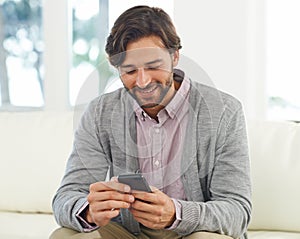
[136,85,158,97]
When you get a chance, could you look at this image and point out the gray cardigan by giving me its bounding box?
[52,78,251,239]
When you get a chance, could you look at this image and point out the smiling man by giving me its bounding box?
[51,5,252,239]
[118,39,179,120]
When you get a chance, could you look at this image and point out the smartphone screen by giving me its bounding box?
[118,173,152,192]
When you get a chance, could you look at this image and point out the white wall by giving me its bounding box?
[174,0,266,120]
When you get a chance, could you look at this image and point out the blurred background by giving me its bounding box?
[0,0,299,122]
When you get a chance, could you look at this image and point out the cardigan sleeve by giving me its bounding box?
[52,97,109,232]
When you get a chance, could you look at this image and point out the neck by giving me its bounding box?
[142,105,162,122]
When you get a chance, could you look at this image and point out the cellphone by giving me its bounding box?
[118,173,152,192]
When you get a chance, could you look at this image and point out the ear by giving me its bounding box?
[172,50,179,67]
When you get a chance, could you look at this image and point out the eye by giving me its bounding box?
[125,69,137,75]
[146,65,161,71]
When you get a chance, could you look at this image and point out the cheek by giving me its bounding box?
[159,71,173,85]
[121,79,135,90]
[151,70,172,83]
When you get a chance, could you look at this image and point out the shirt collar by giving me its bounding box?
[165,69,190,119]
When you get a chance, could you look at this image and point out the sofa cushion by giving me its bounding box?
[248,230,300,239]
[247,120,300,232]
[0,211,58,239]
[0,111,74,213]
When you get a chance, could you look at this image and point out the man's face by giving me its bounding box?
[118,36,179,110]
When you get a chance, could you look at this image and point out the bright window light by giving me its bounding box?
[266,0,300,121]
[0,0,44,108]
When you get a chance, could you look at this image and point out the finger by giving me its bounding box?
[93,200,131,211]
[90,181,131,193]
[131,207,173,229]
[130,208,156,222]
[92,209,120,227]
[88,191,135,204]
[90,206,120,219]
[133,191,157,203]
[131,198,153,212]
[131,210,162,229]
[131,200,166,218]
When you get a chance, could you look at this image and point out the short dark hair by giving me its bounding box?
[105,5,182,67]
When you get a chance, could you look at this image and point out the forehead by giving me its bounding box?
[121,36,170,66]
[121,47,170,66]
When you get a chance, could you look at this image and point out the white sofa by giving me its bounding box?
[0,111,74,239]
[247,120,300,239]
[0,111,299,239]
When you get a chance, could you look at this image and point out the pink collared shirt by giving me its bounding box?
[134,76,190,201]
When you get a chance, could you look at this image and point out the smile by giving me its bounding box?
[137,85,158,96]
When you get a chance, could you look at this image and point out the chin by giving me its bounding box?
[140,102,159,109]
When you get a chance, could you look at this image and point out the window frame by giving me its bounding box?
[42,0,71,111]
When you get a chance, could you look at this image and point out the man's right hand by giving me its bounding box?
[86,180,135,227]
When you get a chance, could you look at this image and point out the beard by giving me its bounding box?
[125,74,173,109]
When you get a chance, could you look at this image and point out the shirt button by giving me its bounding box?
[154,128,160,133]
[154,160,160,167]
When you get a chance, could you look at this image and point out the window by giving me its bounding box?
[0,0,173,110]
[0,0,43,109]
[266,0,300,121]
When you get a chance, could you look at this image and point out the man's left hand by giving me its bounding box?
[129,186,176,229]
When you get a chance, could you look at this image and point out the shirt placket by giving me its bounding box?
[151,125,163,189]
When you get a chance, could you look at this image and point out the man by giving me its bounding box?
[51,5,251,239]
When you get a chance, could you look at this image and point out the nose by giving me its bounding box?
[136,68,151,88]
